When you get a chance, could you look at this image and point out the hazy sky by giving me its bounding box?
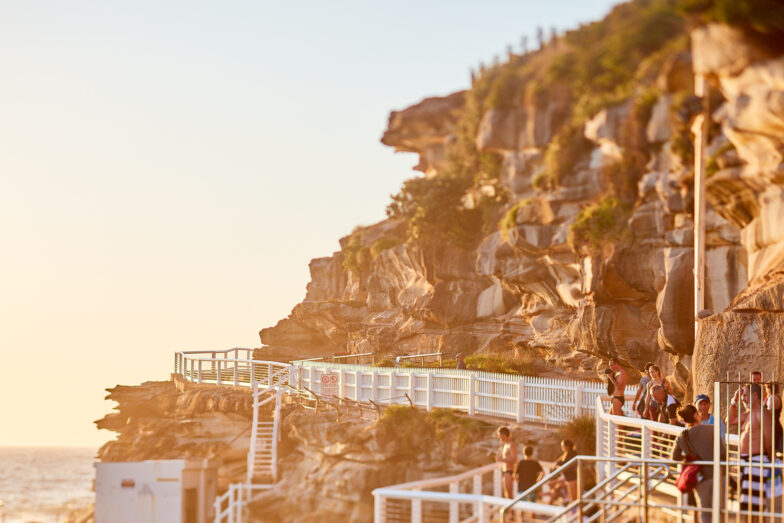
[1,0,620,447]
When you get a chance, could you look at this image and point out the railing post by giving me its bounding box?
[641,425,651,461]
[493,467,502,497]
[426,372,434,411]
[712,380,721,523]
[267,362,272,388]
[233,359,238,387]
[227,484,234,523]
[250,362,255,385]
[409,372,416,406]
[217,359,222,386]
[411,492,422,523]
[198,360,203,384]
[517,377,525,423]
[468,373,476,416]
[355,370,362,401]
[449,481,459,523]
[374,492,386,523]
[340,369,347,398]
[473,473,482,517]
[575,383,584,417]
[608,419,617,477]
[372,370,379,402]
[642,460,649,523]
[577,460,583,522]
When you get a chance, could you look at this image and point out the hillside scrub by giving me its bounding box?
[567,197,632,253]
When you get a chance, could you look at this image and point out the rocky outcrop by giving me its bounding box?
[95,379,255,484]
[94,379,566,523]
[689,24,784,394]
[249,405,562,523]
[381,92,465,176]
[257,21,784,400]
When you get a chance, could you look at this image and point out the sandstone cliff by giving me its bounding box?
[260,2,784,394]
[95,380,568,522]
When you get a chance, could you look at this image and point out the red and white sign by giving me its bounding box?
[321,373,339,398]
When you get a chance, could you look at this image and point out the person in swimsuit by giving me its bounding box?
[496,426,518,498]
[608,358,627,415]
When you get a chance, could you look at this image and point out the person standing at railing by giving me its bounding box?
[632,362,654,418]
[455,353,466,370]
[650,385,680,424]
[672,404,725,523]
[515,446,544,501]
[644,365,674,421]
[606,359,627,416]
[549,439,578,504]
[496,427,518,499]
[727,384,779,516]
[695,393,726,435]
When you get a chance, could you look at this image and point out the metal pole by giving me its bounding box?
[693,74,708,325]
[713,381,721,523]
[643,460,649,522]
[577,460,584,522]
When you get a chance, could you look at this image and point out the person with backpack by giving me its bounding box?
[672,404,725,523]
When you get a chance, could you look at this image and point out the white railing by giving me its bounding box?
[173,351,635,426]
[174,349,292,389]
[214,482,243,523]
[214,483,273,523]
[372,462,561,523]
[594,390,753,522]
[295,361,634,425]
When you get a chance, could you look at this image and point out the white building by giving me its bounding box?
[94,459,217,523]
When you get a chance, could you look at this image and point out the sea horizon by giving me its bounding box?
[0,446,96,523]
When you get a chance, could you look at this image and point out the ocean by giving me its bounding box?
[0,447,96,523]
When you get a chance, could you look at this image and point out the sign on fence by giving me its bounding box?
[321,373,339,398]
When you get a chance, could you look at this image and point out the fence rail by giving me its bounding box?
[173,351,635,426]
[174,349,292,389]
[296,361,634,425]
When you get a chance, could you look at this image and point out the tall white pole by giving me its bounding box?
[693,75,708,326]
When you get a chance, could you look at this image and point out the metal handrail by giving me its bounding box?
[395,352,443,366]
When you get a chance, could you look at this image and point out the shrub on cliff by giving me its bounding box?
[542,122,593,188]
[441,353,546,376]
[567,197,632,253]
[342,228,370,276]
[498,199,531,240]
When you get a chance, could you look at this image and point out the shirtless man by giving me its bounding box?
[727,384,775,514]
[727,384,773,457]
[496,426,518,499]
[608,359,627,415]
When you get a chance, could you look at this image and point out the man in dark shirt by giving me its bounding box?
[515,446,545,501]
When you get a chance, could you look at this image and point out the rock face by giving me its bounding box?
[95,379,255,484]
[248,405,562,523]
[689,25,784,394]
[260,24,784,396]
[95,380,566,523]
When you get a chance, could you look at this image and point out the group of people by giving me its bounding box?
[495,427,579,506]
[610,361,784,522]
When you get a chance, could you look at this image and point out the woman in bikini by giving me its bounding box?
[496,426,518,498]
